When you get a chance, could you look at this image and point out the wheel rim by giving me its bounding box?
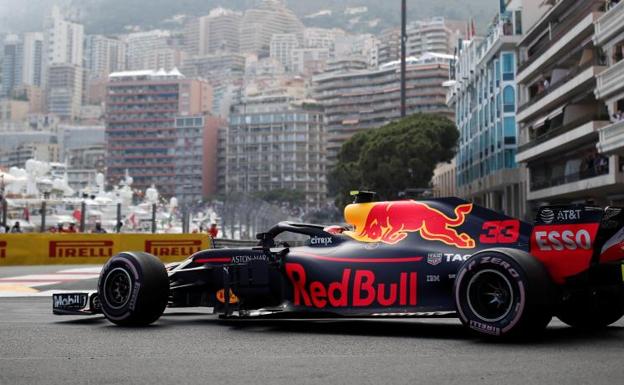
[466,269,514,322]
[103,267,133,310]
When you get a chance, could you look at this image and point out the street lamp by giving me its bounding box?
[401,0,407,118]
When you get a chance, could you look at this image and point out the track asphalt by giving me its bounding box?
[0,265,623,385]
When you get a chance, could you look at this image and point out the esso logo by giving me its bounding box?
[534,229,592,251]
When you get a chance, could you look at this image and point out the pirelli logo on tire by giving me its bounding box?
[49,240,114,258]
[0,241,6,259]
[145,240,203,258]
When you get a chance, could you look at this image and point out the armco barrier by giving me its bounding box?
[0,233,213,266]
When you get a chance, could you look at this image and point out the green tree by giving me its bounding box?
[328,114,458,208]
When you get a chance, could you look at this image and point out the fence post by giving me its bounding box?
[116,203,122,233]
[40,200,46,232]
[151,203,157,234]
[1,199,6,229]
[80,201,86,233]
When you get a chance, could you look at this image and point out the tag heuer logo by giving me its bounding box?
[427,253,443,266]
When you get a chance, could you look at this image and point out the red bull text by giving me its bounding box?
[285,262,417,308]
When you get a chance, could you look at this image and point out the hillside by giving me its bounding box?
[0,0,497,35]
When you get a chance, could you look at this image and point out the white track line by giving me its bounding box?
[0,266,101,297]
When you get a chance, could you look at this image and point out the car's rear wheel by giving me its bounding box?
[454,248,553,338]
[557,286,624,328]
[98,252,169,326]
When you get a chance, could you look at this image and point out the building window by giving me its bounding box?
[503,86,515,112]
[502,53,515,81]
[504,117,516,144]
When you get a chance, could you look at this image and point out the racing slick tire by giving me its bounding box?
[454,248,553,338]
[98,252,169,326]
[557,286,624,329]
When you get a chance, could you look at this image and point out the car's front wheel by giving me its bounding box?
[98,252,169,326]
[454,248,553,338]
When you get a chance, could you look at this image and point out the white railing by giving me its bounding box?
[595,1,624,46]
[595,58,624,100]
[598,119,624,152]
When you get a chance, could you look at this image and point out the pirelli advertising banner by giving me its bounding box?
[0,233,213,266]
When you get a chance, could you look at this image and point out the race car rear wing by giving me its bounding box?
[531,205,624,283]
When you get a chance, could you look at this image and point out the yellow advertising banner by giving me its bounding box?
[0,233,213,266]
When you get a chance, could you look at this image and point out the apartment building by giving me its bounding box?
[85,35,126,80]
[312,53,452,163]
[173,115,222,203]
[105,69,212,197]
[515,0,622,208]
[239,0,304,57]
[269,33,300,72]
[125,30,171,71]
[198,8,242,55]
[41,6,83,89]
[46,64,83,121]
[594,0,624,206]
[1,32,43,96]
[220,95,326,208]
[378,18,463,66]
[447,0,544,218]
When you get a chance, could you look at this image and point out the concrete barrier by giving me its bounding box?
[0,233,213,266]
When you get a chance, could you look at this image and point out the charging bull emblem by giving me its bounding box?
[344,201,475,248]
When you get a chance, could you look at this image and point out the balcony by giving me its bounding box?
[517,118,609,162]
[595,58,624,101]
[517,11,600,83]
[528,155,624,201]
[517,65,604,123]
[598,119,624,155]
[594,1,624,46]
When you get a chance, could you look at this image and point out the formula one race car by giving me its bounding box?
[53,192,624,338]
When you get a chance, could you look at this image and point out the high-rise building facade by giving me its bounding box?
[594,0,624,205]
[239,0,304,57]
[125,30,171,71]
[269,33,300,72]
[447,0,543,218]
[313,54,453,163]
[47,64,83,121]
[515,0,622,209]
[377,28,401,65]
[291,48,331,77]
[407,17,463,58]
[334,33,379,68]
[173,115,222,203]
[220,95,326,208]
[85,35,126,79]
[42,6,84,88]
[106,70,212,196]
[2,32,43,96]
[198,8,242,55]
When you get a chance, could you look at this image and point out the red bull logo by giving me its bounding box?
[344,201,475,248]
[145,240,203,258]
[0,241,6,259]
[49,240,114,258]
[285,263,417,308]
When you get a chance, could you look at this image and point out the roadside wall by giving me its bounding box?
[0,233,213,266]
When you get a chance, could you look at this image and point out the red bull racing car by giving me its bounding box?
[53,192,624,338]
